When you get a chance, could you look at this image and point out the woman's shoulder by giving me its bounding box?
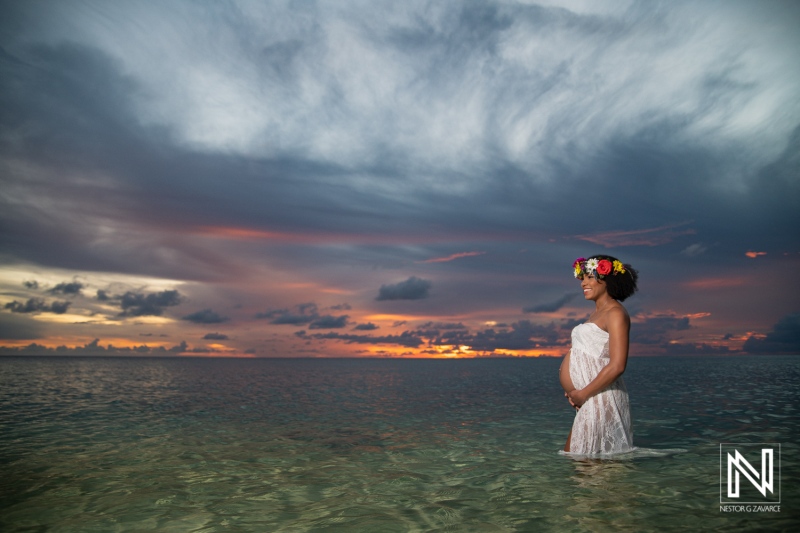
[608,303,629,318]
[605,304,630,329]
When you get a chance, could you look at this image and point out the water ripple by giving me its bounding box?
[1,356,798,531]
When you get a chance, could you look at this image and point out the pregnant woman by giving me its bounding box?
[559,255,639,455]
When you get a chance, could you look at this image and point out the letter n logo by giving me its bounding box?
[728,449,772,497]
[720,443,780,504]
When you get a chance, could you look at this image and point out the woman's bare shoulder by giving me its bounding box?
[606,305,630,328]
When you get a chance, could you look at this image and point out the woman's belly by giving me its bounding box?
[559,351,575,392]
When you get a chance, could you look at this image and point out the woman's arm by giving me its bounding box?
[567,308,630,407]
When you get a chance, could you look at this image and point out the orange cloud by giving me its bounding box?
[634,310,710,321]
[420,251,485,263]
[745,251,767,258]
[683,277,746,289]
[199,226,318,243]
[196,226,498,246]
[575,222,695,247]
[685,312,712,319]
[364,313,438,323]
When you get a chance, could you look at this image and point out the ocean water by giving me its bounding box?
[1,356,797,532]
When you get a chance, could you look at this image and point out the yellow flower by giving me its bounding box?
[613,260,625,274]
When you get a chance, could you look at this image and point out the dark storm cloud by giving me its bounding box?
[311,331,423,348]
[524,293,577,313]
[418,321,467,330]
[261,310,314,325]
[5,299,44,314]
[308,315,349,329]
[96,290,110,301]
[353,322,378,331]
[50,301,71,314]
[256,303,319,325]
[376,277,432,301]
[743,313,800,355]
[49,281,84,295]
[413,321,468,339]
[663,342,732,355]
[182,309,229,324]
[405,320,567,353]
[23,280,39,289]
[560,317,588,331]
[203,332,229,340]
[119,290,182,317]
[295,320,565,353]
[429,320,564,352]
[631,315,692,345]
[4,298,71,314]
[0,338,190,356]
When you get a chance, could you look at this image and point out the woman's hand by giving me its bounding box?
[565,390,580,410]
[567,388,588,408]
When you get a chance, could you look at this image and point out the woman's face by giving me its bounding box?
[580,273,607,301]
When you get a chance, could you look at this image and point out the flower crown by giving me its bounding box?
[573,257,626,280]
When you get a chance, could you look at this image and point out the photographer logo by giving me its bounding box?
[719,443,781,512]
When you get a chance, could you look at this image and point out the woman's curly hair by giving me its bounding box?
[586,254,639,301]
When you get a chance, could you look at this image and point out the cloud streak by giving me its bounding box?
[421,252,486,263]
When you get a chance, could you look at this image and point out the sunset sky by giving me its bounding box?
[1,0,798,357]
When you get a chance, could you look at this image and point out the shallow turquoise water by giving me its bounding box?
[1,356,797,532]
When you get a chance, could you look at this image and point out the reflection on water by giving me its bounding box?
[1,356,798,532]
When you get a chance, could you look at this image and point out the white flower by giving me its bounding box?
[585,258,599,274]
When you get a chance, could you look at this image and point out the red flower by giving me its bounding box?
[596,259,612,276]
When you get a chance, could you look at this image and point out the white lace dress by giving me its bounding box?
[567,322,635,455]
